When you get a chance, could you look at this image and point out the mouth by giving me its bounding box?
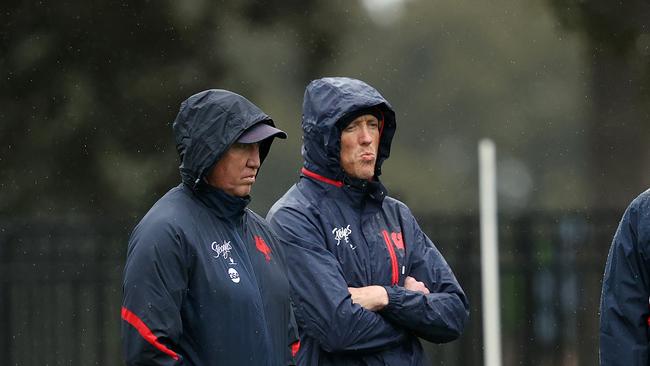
[360,152,376,162]
[242,175,256,183]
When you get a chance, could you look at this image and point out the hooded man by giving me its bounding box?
[267,77,469,365]
[121,89,296,365]
[600,188,650,365]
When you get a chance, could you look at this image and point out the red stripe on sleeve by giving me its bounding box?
[121,306,180,361]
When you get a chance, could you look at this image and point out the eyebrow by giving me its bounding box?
[344,116,380,131]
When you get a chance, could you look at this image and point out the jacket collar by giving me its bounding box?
[193,182,250,219]
[301,167,387,205]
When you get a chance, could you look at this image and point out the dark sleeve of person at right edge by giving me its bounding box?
[121,220,188,366]
[600,190,650,366]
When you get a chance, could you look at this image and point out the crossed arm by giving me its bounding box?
[350,217,469,344]
[268,206,468,350]
[348,276,430,311]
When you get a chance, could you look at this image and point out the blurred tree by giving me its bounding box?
[330,0,590,214]
[0,0,356,220]
[548,0,650,208]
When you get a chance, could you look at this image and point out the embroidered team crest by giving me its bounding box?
[254,236,272,262]
[391,232,404,251]
[332,225,356,250]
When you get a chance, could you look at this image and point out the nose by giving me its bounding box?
[358,125,373,145]
[247,143,261,169]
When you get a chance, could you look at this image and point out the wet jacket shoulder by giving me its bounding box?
[600,188,650,366]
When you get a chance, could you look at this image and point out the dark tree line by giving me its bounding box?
[1,0,649,223]
[0,0,355,219]
[549,0,650,207]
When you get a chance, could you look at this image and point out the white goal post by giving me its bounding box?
[479,139,502,366]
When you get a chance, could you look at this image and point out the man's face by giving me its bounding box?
[340,114,381,180]
[206,142,260,197]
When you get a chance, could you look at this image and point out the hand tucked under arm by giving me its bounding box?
[404,276,430,294]
[348,286,389,311]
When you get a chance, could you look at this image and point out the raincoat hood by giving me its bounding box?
[172,89,278,189]
[301,77,396,181]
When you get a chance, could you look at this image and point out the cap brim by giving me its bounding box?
[237,122,287,143]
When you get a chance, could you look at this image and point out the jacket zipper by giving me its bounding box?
[381,230,399,285]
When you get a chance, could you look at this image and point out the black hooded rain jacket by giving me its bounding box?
[121,89,295,366]
[267,77,469,365]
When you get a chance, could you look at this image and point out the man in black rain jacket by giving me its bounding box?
[600,188,650,365]
[267,77,469,365]
[121,89,296,365]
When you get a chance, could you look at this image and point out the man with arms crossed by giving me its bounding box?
[268,77,469,365]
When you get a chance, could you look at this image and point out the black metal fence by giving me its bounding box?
[0,210,621,366]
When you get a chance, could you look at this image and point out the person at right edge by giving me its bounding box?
[267,77,469,365]
[600,188,650,365]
